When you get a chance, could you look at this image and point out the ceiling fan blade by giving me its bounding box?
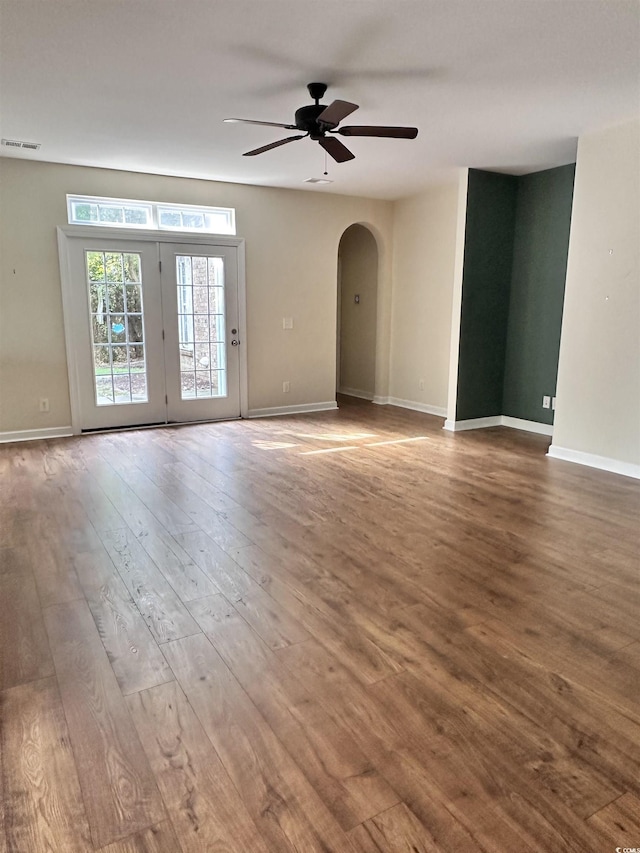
[243,135,306,156]
[336,126,419,139]
[317,99,359,126]
[318,136,355,163]
[225,118,297,129]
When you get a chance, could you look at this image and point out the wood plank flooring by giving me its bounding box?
[1,397,639,852]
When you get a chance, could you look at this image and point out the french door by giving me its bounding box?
[64,236,242,431]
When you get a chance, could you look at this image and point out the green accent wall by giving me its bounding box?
[456,170,517,420]
[502,165,575,424]
[456,165,575,424]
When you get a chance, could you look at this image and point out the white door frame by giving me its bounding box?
[57,225,248,434]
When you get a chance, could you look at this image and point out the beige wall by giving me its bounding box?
[389,181,461,410]
[338,224,378,397]
[552,119,640,467]
[0,159,393,431]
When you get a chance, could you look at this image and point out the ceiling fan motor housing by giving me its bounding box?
[294,104,337,138]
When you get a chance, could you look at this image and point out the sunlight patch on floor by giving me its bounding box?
[365,437,430,447]
[288,431,378,442]
[299,446,360,456]
[252,440,299,450]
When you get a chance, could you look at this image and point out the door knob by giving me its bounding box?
[231,339,240,346]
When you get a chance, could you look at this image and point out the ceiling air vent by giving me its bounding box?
[304,177,332,185]
[1,138,41,150]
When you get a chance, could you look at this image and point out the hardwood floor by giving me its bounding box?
[1,397,639,852]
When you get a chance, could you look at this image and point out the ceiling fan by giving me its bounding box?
[224,82,418,163]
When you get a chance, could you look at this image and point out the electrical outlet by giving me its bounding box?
[282,381,290,393]
[39,397,50,413]
[418,378,425,390]
[542,395,551,409]
[282,317,293,330]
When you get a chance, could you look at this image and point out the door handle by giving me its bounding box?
[231,339,240,346]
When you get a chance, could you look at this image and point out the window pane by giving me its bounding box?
[96,375,115,405]
[208,287,224,314]
[192,288,209,314]
[86,250,148,406]
[191,257,207,285]
[157,204,235,234]
[125,284,142,312]
[109,285,125,313]
[182,213,204,229]
[124,207,148,225]
[194,371,211,397]
[210,313,225,342]
[87,252,106,282]
[210,343,225,369]
[94,345,110,370]
[73,203,99,222]
[99,205,124,223]
[92,316,109,344]
[113,372,133,403]
[160,210,181,227]
[175,254,227,400]
[105,253,124,282]
[180,371,196,399]
[90,282,106,312]
[110,316,126,343]
[127,315,144,343]
[124,254,141,282]
[212,369,227,397]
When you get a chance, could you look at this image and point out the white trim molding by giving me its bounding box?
[443,416,502,432]
[58,224,242,246]
[547,445,640,480]
[501,416,553,436]
[443,415,554,436]
[338,387,374,401]
[372,396,446,417]
[0,426,73,444]
[385,397,447,418]
[245,401,338,419]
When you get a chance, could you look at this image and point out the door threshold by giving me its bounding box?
[81,416,242,435]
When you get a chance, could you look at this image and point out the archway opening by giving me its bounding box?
[336,224,379,402]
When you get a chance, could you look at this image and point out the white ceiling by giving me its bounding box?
[1,0,639,200]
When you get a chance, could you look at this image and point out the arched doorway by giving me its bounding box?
[336,224,379,401]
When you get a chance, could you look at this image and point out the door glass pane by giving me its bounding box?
[85,250,149,406]
[175,254,227,399]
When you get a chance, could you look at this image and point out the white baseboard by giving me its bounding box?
[382,397,447,418]
[245,401,338,419]
[501,416,553,437]
[0,426,73,444]
[338,387,374,401]
[372,396,390,405]
[443,416,502,432]
[547,444,640,480]
[443,415,553,436]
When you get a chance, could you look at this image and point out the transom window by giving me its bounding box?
[67,195,236,235]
